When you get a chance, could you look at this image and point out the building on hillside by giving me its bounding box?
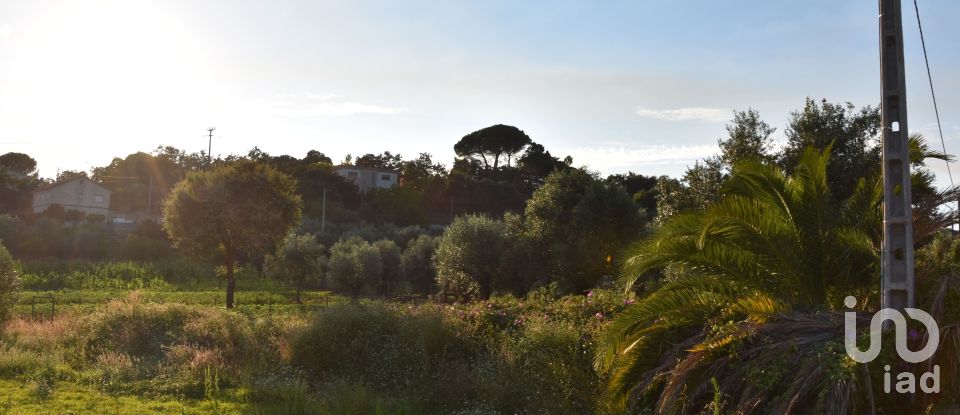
[32,176,111,217]
[333,165,399,192]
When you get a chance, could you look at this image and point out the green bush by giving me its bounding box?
[327,237,383,299]
[400,235,439,295]
[0,241,20,324]
[291,304,473,412]
[78,294,266,397]
[290,295,624,413]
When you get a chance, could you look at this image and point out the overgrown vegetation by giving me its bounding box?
[4,97,960,413]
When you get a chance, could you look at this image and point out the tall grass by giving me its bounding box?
[0,290,626,413]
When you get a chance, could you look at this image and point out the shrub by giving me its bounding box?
[0,344,44,378]
[0,241,20,324]
[79,293,262,396]
[290,304,473,411]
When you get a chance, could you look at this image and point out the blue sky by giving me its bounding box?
[0,0,958,186]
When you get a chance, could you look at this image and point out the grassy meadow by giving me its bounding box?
[0,261,628,414]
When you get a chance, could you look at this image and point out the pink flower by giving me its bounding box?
[595,312,605,320]
[586,291,594,298]
[624,298,635,305]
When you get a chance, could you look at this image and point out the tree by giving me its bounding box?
[372,239,401,296]
[434,215,513,299]
[163,161,302,308]
[718,108,776,167]
[93,151,186,214]
[327,236,383,300]
[779,98,881,201]
[455,124,532,170]
[597,147,882,410]
[524,169,643,293]
[56,170,87,182]
[355,151,402,170]
[0,152,37,176]
[400,234,439,295]
[0,241,20,324]
[303,150,333,166]
[265,233,325,303]
[0,157,41,214]
[360,187,426,226]
[654,109,774,222]
[398,153,447,190]
[517,142,569,185]
[606,172,658,220]
[598,142,960,412]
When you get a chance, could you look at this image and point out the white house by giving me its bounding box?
[32,176,111,217]
[333,165,399,192]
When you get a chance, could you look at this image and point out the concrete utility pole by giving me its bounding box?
[879,0,915,310]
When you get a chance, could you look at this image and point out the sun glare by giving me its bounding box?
[0,1,224,170]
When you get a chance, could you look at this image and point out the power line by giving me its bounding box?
[912,0,953,189]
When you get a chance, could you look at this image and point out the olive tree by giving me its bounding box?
[400,235,439,295]
[163,161,302,308]
[0,241,20,323]
[327,237,383,300]
[265,233,324,304]
[434,215,513,300]
[372,239,401,296]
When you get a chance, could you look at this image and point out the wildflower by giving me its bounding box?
[624,298,636,305]
[594,312,605,320]
[586,290,593,298]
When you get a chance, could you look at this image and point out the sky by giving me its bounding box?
[0,0,958,187]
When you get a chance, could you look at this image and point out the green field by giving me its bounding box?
[0,282,624,414]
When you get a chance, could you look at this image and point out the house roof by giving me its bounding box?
[332,164,399,174]
[34,176,110,193]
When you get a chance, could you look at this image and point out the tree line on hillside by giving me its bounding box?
[0,123,661,261]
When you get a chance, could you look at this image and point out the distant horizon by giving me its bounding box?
[1,0,958,185]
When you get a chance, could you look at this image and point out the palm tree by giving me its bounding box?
[597,146,878,411]
[597,140,957,413]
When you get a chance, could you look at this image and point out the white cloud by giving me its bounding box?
[0,24,13,38]
[560,144,720,173]
[635,107,730,122]
[260,93,408,117]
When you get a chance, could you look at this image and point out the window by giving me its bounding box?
[94,195,104,203]
[381,174,391,181]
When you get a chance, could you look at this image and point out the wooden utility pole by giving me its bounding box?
[879,0,915,310]
[207,127,216,165]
